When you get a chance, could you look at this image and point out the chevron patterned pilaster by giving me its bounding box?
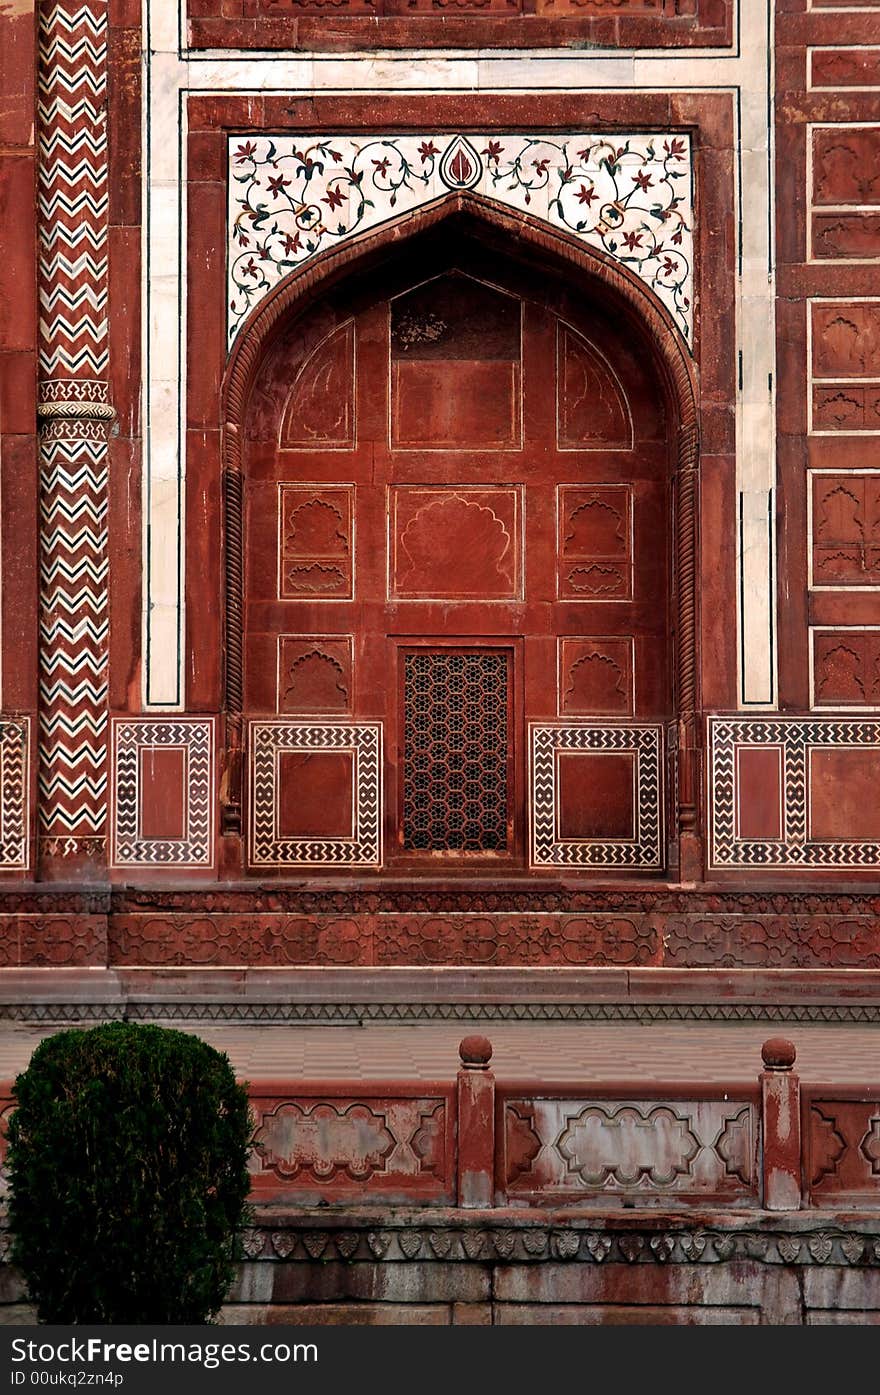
[36,0,111,869]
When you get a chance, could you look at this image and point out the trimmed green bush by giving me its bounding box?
[6,1022,253,1324]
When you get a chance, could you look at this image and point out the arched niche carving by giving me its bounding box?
[221,193,700,863]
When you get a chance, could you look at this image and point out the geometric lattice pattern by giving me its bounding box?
[249,722,382,867]
[530,724,663,868]
[710,716,880,868]
[36,0,110,856]
[0,719,30,869]
[401,651,509,853]
[111,719,214,867]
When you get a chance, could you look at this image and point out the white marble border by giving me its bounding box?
[144,0,776,711]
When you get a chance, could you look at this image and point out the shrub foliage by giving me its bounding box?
[6,1022,252,1323]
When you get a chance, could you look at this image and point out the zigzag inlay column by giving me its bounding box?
[36,0,111,869]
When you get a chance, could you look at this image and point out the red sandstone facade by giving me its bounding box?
[2,0,880,1325]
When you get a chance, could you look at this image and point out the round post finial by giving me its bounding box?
[459,1035,493,1070]
[761,1037,796,1071]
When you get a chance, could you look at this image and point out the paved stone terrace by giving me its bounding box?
[0,1020,878,1087]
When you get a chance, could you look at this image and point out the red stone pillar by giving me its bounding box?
[457,1035,495,1209]
[760,1037,802,1211]
[36,0,111,878]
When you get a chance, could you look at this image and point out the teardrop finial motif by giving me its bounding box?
[438,136,483,191]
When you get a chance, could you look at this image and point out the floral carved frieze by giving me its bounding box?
[227,133,694,347]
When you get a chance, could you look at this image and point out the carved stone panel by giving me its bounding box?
[249,1093,454,1203]
[806,1100,880,1207]
[280,321,356,449]
[278,484,354,600]
[557,485,633,601]
[811,302,880,378]
[812,127,880,206]
[278,636,354,714]
[811,473,880,587]
[812,384,880,432]
[556,323,633,450]
[389,486,522,600]
[501,1097,757,1204]
[812,629,880,708]
[558,638,634,716]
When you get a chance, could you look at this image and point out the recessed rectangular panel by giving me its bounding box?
[277,750,354,840]
[558,638,634,716]
[139,747,186,841]
[392,359,521,449]
[278,484,354,600]
[812,213,880,261]
[809,747,880,841]
[811,301,880,378]
[812,384,880,432]
[557,485,633,601]
[812,629,880,707]
[556,751,636,841]
[735,745,783,842]
[278,636,353,714]
[811,473,880,586]
[810,49,880,89]
[812,127,880,206]
[390,486,521,600]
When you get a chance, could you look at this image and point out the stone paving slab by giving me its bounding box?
[0,1020,878,1086]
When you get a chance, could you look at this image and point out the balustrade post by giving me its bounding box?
[456,1035,495,1208]
[760,1037,802,1211]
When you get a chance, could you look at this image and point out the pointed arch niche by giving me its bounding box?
[221,195,700,878]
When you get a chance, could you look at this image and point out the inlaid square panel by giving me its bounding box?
[810,473,880,587]
[530,724,662,869]
[249,721,381,868]
[556,485,633,601]
[389,486,522,601]
[558,638,634,716]
[277,636,354,714]
[710,717,880,868]
[278,484,354,600]
[112,719,214,868]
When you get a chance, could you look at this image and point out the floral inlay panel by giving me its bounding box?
[227,133,694,348]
